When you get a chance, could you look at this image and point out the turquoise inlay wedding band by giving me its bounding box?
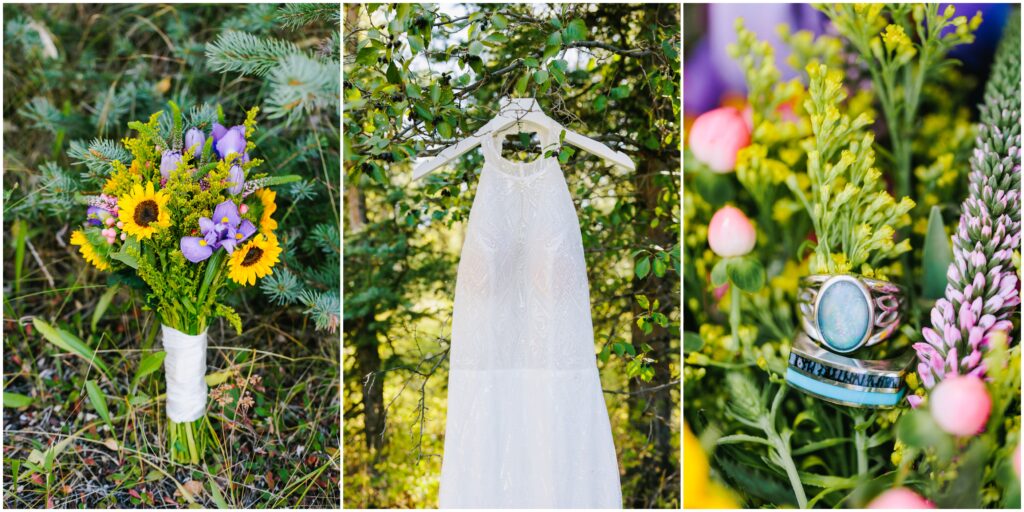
[785,369,906,408]
[785,332,913,408]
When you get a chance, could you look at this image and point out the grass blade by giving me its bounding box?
[207,476,230,508]
[91,285,119,332]
[32,317,112,380]
[85,380,112,428]
[13,220,27,295]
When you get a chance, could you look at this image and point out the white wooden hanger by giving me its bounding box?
[412,97,635,181]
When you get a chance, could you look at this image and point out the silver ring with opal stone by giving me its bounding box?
[798,274,904,354]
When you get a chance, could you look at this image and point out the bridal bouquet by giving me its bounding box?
[683,4,1020,509]
[69,102,295,463]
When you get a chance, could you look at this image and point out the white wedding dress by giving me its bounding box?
[438,133,622,508]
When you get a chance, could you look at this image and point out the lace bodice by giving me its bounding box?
[450,134,596,371]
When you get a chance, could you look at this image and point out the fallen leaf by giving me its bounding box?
[175,479,204,500]
[103,438,118,451]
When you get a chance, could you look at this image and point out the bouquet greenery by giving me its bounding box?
[68,102,296,463]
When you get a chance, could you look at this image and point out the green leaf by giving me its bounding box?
[407,35,424,53]
[727,258,765,292]
[133,351,166,387]
[897,408,953,461]
[492,13,509,30]
[934,438,988,508]
[405,82,422,99]
[683,331,704,352]
[547,31,563,47]
[85,380,112,428]
[3,392,33,408]
[437,121,453,139]
[564,19,588,43]
[557,145,575,164]
[91,285,119,332]
[533,69,549,85]
[635,294,650,309]
[653,257,667,277]
[921,206,953,300]
[32,318,111,380]
[468,40,484,57]
[414,104,433,122]
[635,256,651,279]
[610,85,630,99]
[693,170,735,206]
[515,73,530,96]
[598,345,611,363]
[594,95,607,112]
[385,62,401,84]
[355,45,378,66]
[711,259,730,287]
[523,57,539,68]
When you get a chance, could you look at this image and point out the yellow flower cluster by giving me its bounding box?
[70,230,110,271]
[874,24,917,65]
[684,423,739,509]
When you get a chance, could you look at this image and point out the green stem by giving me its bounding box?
[767,426,808,508]
[186,422,198,464]
[854,419,868,477]
[730,282,742,352]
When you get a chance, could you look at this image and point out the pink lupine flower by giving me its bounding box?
[911,87,1020,399]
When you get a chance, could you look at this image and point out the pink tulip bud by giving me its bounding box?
[688,107,751,173]
[105,217,116,226]
[930,375,991,436]
[117,221,124,229]
[120,232,127,241]
[239,204,250,214]
[708,206,756,258]
[867,488,935,509]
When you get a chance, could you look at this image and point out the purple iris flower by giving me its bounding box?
[180,199,256,263]
[160,150,183,180]
[185,127,205,156]
[211,123,228,142]
[227,165,246,195]
[210,123,244,159]
[87,206,111,226]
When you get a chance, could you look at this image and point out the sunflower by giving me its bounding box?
[253,188,277,234]
[119,182,171,239]
[228,233,282,285]
[70,230,111,271]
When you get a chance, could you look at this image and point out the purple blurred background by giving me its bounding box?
[683,3,1012,118]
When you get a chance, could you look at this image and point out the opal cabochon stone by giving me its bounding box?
[816,279,870,352]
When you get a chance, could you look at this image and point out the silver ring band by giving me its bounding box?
[798,274,904,354]
[786,332,914,408]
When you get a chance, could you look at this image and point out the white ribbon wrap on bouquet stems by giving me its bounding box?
[161,325,208,423]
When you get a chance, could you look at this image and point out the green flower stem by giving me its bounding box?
[853,412,868,477]
[765,421,808,508]
[730,284,742,352]
[169,417,207,464]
